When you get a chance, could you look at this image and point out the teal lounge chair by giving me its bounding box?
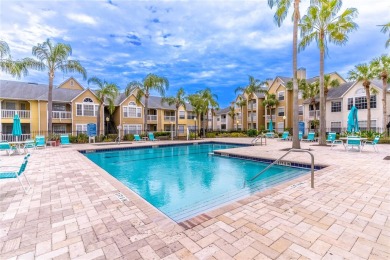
[344,136,362,152]
[302,132,316,142]
[148,132,158,141]
[23,139,36,153]
[298,131,303,141]
[0,142,16,156]
[278,131,290,141]
[363,136,380,152]
[265,132,277,138]
[60,135,71,147]
[134,134,142,141]
[35,136,46,149]
[326,132,343,149]
[0,154,31,193]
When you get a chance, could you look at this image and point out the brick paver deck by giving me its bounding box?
[0,138,389,259]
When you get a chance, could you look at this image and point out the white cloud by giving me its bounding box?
[66,13,97,26]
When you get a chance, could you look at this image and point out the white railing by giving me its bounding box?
[265,115,276,121]
[147,115,157,121]
[309,110,320,118]
[1,110,30,119]
[221,118,227,123]
[164,116,175,122]
[52,111,72,119]
[0,134,31,142]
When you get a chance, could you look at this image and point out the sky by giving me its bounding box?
[1,0,389,107]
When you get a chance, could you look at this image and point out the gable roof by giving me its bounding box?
[216,107,230,115]
[57,77,85,90]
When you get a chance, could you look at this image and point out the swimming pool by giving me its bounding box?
[84,143,310,222]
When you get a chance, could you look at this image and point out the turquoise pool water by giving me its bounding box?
[84,143,309,222]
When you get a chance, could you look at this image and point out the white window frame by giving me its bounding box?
[179,110,185,119]
[76,97,98,117]
[123,124,142,135]
[277,107,285,117]
[277,122,284,133]
[123,102,142,118]
[178,125,185,134]
[330,121,341,133]
[278,91,285,101]
[76,124,87,133]
[53,124,67,133]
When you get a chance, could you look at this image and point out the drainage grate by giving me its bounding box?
[384,156,390,160]
[115,192,129,202]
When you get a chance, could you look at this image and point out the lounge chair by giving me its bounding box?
[278,131,290,141]
[0,154,31,193]
[134,134,142,141]
[23,139,36,153]
[302,132,316,142]
[60,135,71,147]
[35,136,46,149]
[148,132,158,141]
[298,131,303,141]
[265,132,277,138]
[344,136,362,152]
[326,132,343,149]
[0,142,16,156]
[363,136,380,152]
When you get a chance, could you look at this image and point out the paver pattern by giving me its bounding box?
[0,138,389,259]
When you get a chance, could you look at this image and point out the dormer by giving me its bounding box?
[58,77,85,90]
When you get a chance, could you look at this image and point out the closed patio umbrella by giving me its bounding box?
[12,114,22,142]
[269,119,274,131]
[347,106,359,133]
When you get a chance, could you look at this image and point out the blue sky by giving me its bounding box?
[1,0,389,107]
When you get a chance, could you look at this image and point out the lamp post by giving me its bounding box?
[236,120,239,131]
[194,117,197,140]
[283,116,286,131]
[105,116,109,135]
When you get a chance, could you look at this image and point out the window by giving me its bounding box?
[278,107,285,117]
[20,103,27,110]
[179,111,185,119]
[298,105,303,116]
[277,122,284,133]
[355,95,376,109]
[76,124,87,134]
[187,112,196,119]
[5,102,16,110]
[123,124,142,134]
[123,102,142,118]
[178,125,185,134]
[330,122,341,133]
[83,97,93,102]
[331,101,342,112]
[347,98,353,110]
[358,120,377,131]
[278,91,285,101]
[76,103,98,116]
[53,124,67,134]
[53,104,66,111]
[70,80,74,86]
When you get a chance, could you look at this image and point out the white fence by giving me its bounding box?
[1,110,30,119]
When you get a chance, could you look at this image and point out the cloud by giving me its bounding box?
[66,13,97,26]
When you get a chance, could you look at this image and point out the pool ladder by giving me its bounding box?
[244,149,315,188]
[251,134,266,146]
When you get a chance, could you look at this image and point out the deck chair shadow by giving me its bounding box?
[0,142,17,156]
[0,154,31,193]
[302,132,316,142]
[148,132,158,141]
[60,135,71,147]
[363,136,380,152]
[35,136,46,149]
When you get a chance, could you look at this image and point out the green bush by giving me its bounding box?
[123,134,134,141]
[206,132,216,138]
[247,129,258,137]
[154,131,170,137]
[69,135,78,143]
[76,133,89,143]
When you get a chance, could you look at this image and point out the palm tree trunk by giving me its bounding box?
[97,103,102,136]
[366,86,371,131]
[175,107,179,138]
[382,74,387,133]
[48,72,54,134]
[206,109,209,131]
[319,40,326,145]
[144,94,149,134]
[291,0,301,149]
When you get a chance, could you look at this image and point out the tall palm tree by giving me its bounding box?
[300,80,320,130]
[31,39,87,133]
[324,74,341,101]
[379,22,390,48]
[371,54,390,132]
[198,88,219,136]
[227,106,237,130]
[299,0,358,145]
[161,88,187,138]
[236,96,247,130]
[261,93,279,130]
[348,63,376,131]
[188,93,205,136]
[87,77,119,136]
[235,76,265,130]
[268,0,301,149]
[125,73,169,133]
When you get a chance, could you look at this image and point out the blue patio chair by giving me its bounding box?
[60,135,71,147]
[278,131,290,141]
[0,154,31,193]
[35,136,46,149]
[265,132,277,138]
[134,134,142,141]
[298,131,303,141]
[0,142,16,156]
[148,132,158,141]
[326,132,343,149]
[23,139,36,153]
[302,132,316,142]
[344,136,362,152]
[363,136,380,152]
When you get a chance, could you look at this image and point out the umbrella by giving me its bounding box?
[269,119,274,131]
[12,114,22,142]
[347,106,359,133]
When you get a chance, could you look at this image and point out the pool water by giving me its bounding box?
[84,143,309,222]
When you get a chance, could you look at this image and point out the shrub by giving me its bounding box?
[153,131,170,137]
[76,133,89,143]
[69,135,78,143]
[123,134,134,141]
[206,132,216,138]
[247,129,258,137]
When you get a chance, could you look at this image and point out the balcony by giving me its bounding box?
[221,118,226,123]
[52,111,72,119]
[164,116,175,122]
[309,110,320,118]
[147,115,157,121]
[1,109,30,119]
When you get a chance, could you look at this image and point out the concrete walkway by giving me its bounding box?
[0,138,389,259]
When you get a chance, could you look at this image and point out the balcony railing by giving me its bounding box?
[1,109,30,119]
[52,111,72,119]
[221,118,226,123]
[309,110,320,118]
[265,115,276,121]
[0,134,31,142]
[147,115,157,121]
[164,116,175,122]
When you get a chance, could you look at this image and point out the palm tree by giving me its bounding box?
[161,88,187,138]
[299,0,358,145]
[235,76,265,130]
[268,0,301,149]
[324,74,341,101]
[235,96,247,130]
[188,93,205,136]
[125,73,169,133]
[348,63,376,131]
[87,77,119,136]
[227,106,237,130]
[31,39,87,133]
[300,80,320,130]
[198,88,219,136]
[379,22,390,48]
[371,54,390,132]
[261,93,279,130]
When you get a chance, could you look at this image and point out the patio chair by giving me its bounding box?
[148,132,158,141]
[344,136,362,152]
[278,131,290,141]
[0,154,31,193]
[298,131,303,141]
[0,142,16,156]
[302,132,316,142]
[265,132,277,138]
[60,135,71,147]
[35,136,46,149]
[134,134,142,141]
[23,139,36,153]
[362,136,380,152]
[326,132,343,149]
